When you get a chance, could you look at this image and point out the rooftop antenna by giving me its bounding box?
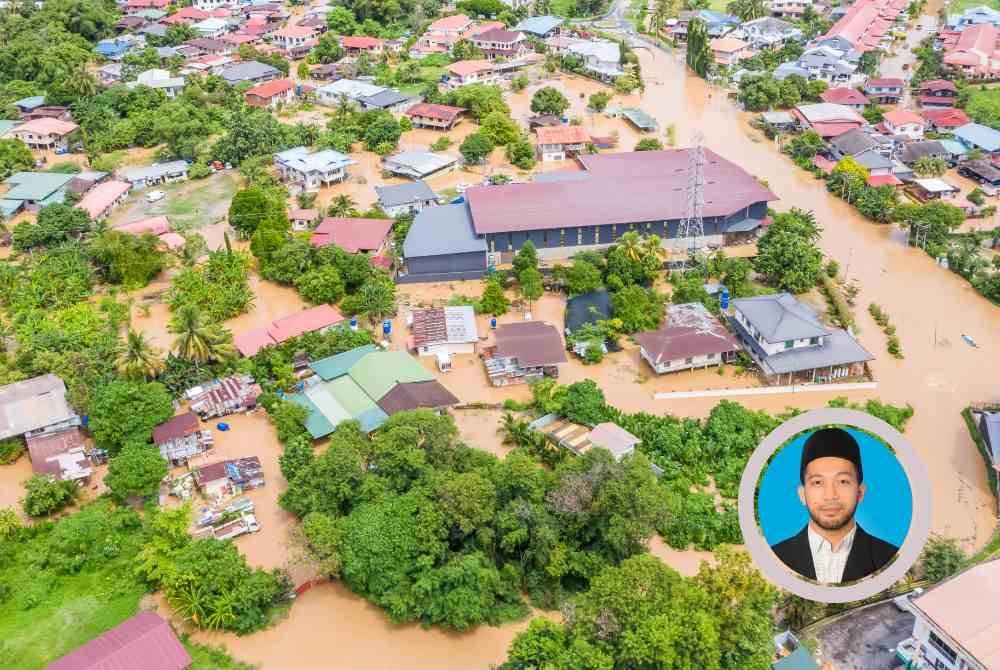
[677,130,705,263]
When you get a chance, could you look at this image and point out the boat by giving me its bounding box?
[962,334,978,348]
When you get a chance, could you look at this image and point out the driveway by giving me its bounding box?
[813,602,914,669]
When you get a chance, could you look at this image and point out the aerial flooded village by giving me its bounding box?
[0,0,998,667]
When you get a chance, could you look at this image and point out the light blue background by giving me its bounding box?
[758,428,912,547]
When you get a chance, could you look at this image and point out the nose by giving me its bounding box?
[824,481,841,501]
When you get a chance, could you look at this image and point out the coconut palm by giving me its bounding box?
[169,304,235,367]
[727,0,766,21]
[328,194,357,218]
[117,329,165,381]
[641,233,668,262]
[358,278,396,329]
[168,576,209,626]
[617,230,644,263]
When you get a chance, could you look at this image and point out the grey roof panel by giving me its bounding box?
[732,293,829,342]
[756,328,874,375]
[403,203,486,258]
[360,89,410,108]
[375,180,437,207]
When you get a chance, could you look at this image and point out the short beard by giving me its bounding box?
[808,502,858,532]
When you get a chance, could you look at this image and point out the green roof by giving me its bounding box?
[327,375,380,417]
[773,649,819,670]
[0,120,19,135]
[309,344,379,381]
[287,392,336,440]
[347,350,434,401]
[3,172,74,202]
[621,107,658,131]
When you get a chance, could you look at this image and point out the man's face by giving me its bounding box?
[798,456,865,532]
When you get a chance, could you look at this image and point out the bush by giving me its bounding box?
[22,475,78,517]
[825,259,840,278]
[0,438,24,464]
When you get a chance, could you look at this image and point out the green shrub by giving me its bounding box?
[22,475,78,517]
[0,438,24,464]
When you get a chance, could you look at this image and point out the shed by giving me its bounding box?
[26,428,91,482]
[620,107,658,132]
[152,411,203,465]
[586,422,640,461]
[382,151,457,179]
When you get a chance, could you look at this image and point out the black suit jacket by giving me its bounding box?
[770,524,899,584]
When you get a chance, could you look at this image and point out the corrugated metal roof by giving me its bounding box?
[376,380,458,415]
[348,350,434,401]
[402,202,486,258]
[46,611,191,670]
[732,293,829,342]
[309,344,379,381]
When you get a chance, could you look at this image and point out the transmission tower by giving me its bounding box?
[676,131,706,260]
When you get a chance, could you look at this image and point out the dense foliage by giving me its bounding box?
[87,380,175,456]
[22,475,78,517]
[286,411,668,627]
[167,248,255,322]
[754,208,824,293]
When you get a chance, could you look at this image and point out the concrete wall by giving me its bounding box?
[641,347,726,374]
[405,251,486,277]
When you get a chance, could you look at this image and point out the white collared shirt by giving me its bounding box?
[808,524,857,584]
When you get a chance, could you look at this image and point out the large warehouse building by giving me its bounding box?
[400,148,776,282]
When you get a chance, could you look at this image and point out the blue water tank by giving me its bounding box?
[490,317,497,330]
[349,316,358,331]
[720,287,731,311]
[383,319,392,335]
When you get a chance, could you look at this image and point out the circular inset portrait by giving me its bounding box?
[738,408,932,603]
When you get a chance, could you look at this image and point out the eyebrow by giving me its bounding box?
[806,471,857,479]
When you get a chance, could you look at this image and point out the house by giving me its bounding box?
[864,77,904,104]
[514,15,563,39]
[226,456,265,493]
[446,60,497,88]
[881,109,925,140]
[310,216,394,254]
[308,63,341,81]
[186,375,261,419]
[469,27,528,61]
[769,0,813,18]
[958,159,1000,189]
[761,110,797,131]
[47,611,191,670]
[737,17,802,49]
[288,208,319,231]
[0,171,75,214]
[75,180,131,220]
[375,181,439,217]
[978,411,1000,489]
[382,151,457,180]
[113,216,185,250]
[774,45,858,85]
[620,107,659,132]
[567,40,625,81]
[153,411,205,465]
[192,17,228,39]
[791,103,865,138]
[315,78,385,107]
[946,4,1000,29]
[124,0,171,14]
[854,149,898,184]
[636,302,740,374]
[820,0,906,53]
[943,23,1000,78]
[728,293,873,384]
[710,37,753,66]
[288,345,459,437]
[898,140,951,166]
[194,460,232,499]
[426,13,475,37]
[909,178,963,205]
[26,428,91,483]
[95,37,138,61]
[402,149,775,280]
[12,96,45,115]
[180,53,236,77]
[406,103,464,130]
[129,68,185,98]
[10,118,78,151]
[234,304,346,357]
[274,146,355,190]
[0,374,80,441]
[244,78,295,109]
[953,122,1000,155]
[920,107,971,132]
[828,128,879,159]
[164,6,210,24]
[536,125,591,161]
[894,560,1000,670]
[485,322,567,386]
[99,62,123,84]
[358,89,415,114]
[339,35,385,56]
[408,305,479,368]
[186,37,229,54]
[918,79,959,108]
[220,60,280,85]
[671,10,740,40]
[819,87,870,111]
[273,24,317,58]
[119,160,189,189]
[586,423,640,461]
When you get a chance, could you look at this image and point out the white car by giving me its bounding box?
[145,190,165,203]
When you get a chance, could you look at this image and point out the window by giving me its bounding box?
[507,233,513,252]
[784,340,794,349]
[542,230,548,247]
[593,226,600,244]
[707,352,717,359]
[559,228,566,246]
[489,238,496,252]
[809,336,819,345]
[577,228,583,245]
[928,632,958,665]
[611,224,618,240]
[684,357,693,364]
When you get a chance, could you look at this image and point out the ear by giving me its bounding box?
[797,485,806,506]
[857,483,866,504]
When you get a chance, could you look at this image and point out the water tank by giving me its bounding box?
[719,287,731,311]
[349,316,358,331]
[382,319,392,335]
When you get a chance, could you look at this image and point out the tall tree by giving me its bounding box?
[117,329,165,382]
[168,304,235,367]
[686,18,713,78]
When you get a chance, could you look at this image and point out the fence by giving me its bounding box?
[653,381,878,400]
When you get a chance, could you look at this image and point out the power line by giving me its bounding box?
[676,131,705,261]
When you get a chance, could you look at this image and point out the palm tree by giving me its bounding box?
[168,576,209,626]
[641,233,668,263]
[169,304,235,367]
[618,230,644,262]
[727,0,766,21]
[117,329,165,381]
[328,194,357,218]
[358,279,396,329]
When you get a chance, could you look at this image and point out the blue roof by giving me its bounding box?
[13,96,44,111]
[514,15,563,36]
[954,123,1000,152]
[287,393,336,439]
[95,39,132,58]
[938,138,969,156]
[403,203,487,258]
[773,648,820,670]
[696,9,740,24]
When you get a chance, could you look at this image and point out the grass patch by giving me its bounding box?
[961,406,998,497]
[184,638,258,670]
[947,0,1000,14]
[155,173,238,231]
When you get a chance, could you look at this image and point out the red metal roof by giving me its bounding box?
[310,217,393,252]
[448,59,493,77]
[635,324,738,365]
[536,125,591,145]
[920,107,970,128]
[152,411,199,445]
[114,216,170,236]
[466,149,776,235]
[406,102,464,121]
[866,77,904,88]
[494,321,567,367]
[234,305,346,356]
[471,27,522,44]
[882,109,925,127]
[46,611,191,670]
[867,173,902,187]
[339,35,383,49]
[245,78,293,99]
[820,87,870,106]
[76,180,130,219]
[808,121,863,138]
[919,79,958,93]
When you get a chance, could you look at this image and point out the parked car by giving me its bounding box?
[243,513,260,533]
[145,190,165,203]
